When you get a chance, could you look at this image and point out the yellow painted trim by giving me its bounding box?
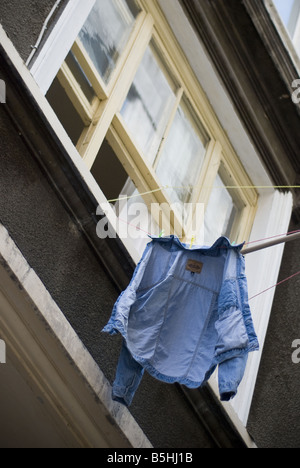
[152,87,184,170]
[57,62,94,125]
[72,11,148,101]
[78,13,154,168]
[107,120,186,237]
[71,39,109,101]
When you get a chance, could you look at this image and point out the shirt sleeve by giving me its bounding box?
[218,353,249,401]
[214,250,258,401]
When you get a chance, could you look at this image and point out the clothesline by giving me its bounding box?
[241,230,300,255]
[242,229,300,246]
[116,214,300,301]
[118,212,300,253]
[111,184,300,298]
[107,184,300,204]
[249,270,300,301]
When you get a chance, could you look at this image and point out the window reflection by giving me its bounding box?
[273,0,300,38]
[91,138,160,255]
[79,0,140,84]
[204,173,238,244]
[121,44,177,164]
[65,51,96,103]
[117,178,160,254]
[156,104,208,206]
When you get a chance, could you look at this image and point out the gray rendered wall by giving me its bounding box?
[0,79,214,449]
[0,0,68,62]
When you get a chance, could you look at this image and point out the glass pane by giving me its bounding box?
[46,77,85,146]
[91,138,130,202]
[204,174,238,244]
[273,0,300,37]
[156,104,208,206]
[120,45,177,164]
[65,51,96,103]
[116,178,160,255]
[92,138,159,256]
[79,0,140,84]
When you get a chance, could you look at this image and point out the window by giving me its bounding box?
[204,165,244,244]
[47,77,86,146]
[79,0,141,85]
[120,42,177,164]
[65,52,96,104]
[91,137,160,253]
[273,0,300,38]
[155,101,209,207]
[46,0,258,253]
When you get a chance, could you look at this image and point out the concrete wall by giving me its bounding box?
[248,218,300,448]
[0,90,216,448]
[3,0,299,448]
[0,0,68,62]
[0,0,226,447]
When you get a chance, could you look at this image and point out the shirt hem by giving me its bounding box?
[103,320,208,388]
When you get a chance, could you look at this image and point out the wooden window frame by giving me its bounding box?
[30,0,97,95]
[50,0,258,244]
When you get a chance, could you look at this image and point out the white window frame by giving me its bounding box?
[231,190,293,424]
[158,0,294,427]
[42,0,258,246]
[29,0,96,95]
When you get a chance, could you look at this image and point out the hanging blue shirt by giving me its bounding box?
[103,236,259,406]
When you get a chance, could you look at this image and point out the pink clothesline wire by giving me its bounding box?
[249,270,300,301]
[118,218,300,248]
[117,217,300,301]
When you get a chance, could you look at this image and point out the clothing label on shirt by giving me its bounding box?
[186,259,204,274]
